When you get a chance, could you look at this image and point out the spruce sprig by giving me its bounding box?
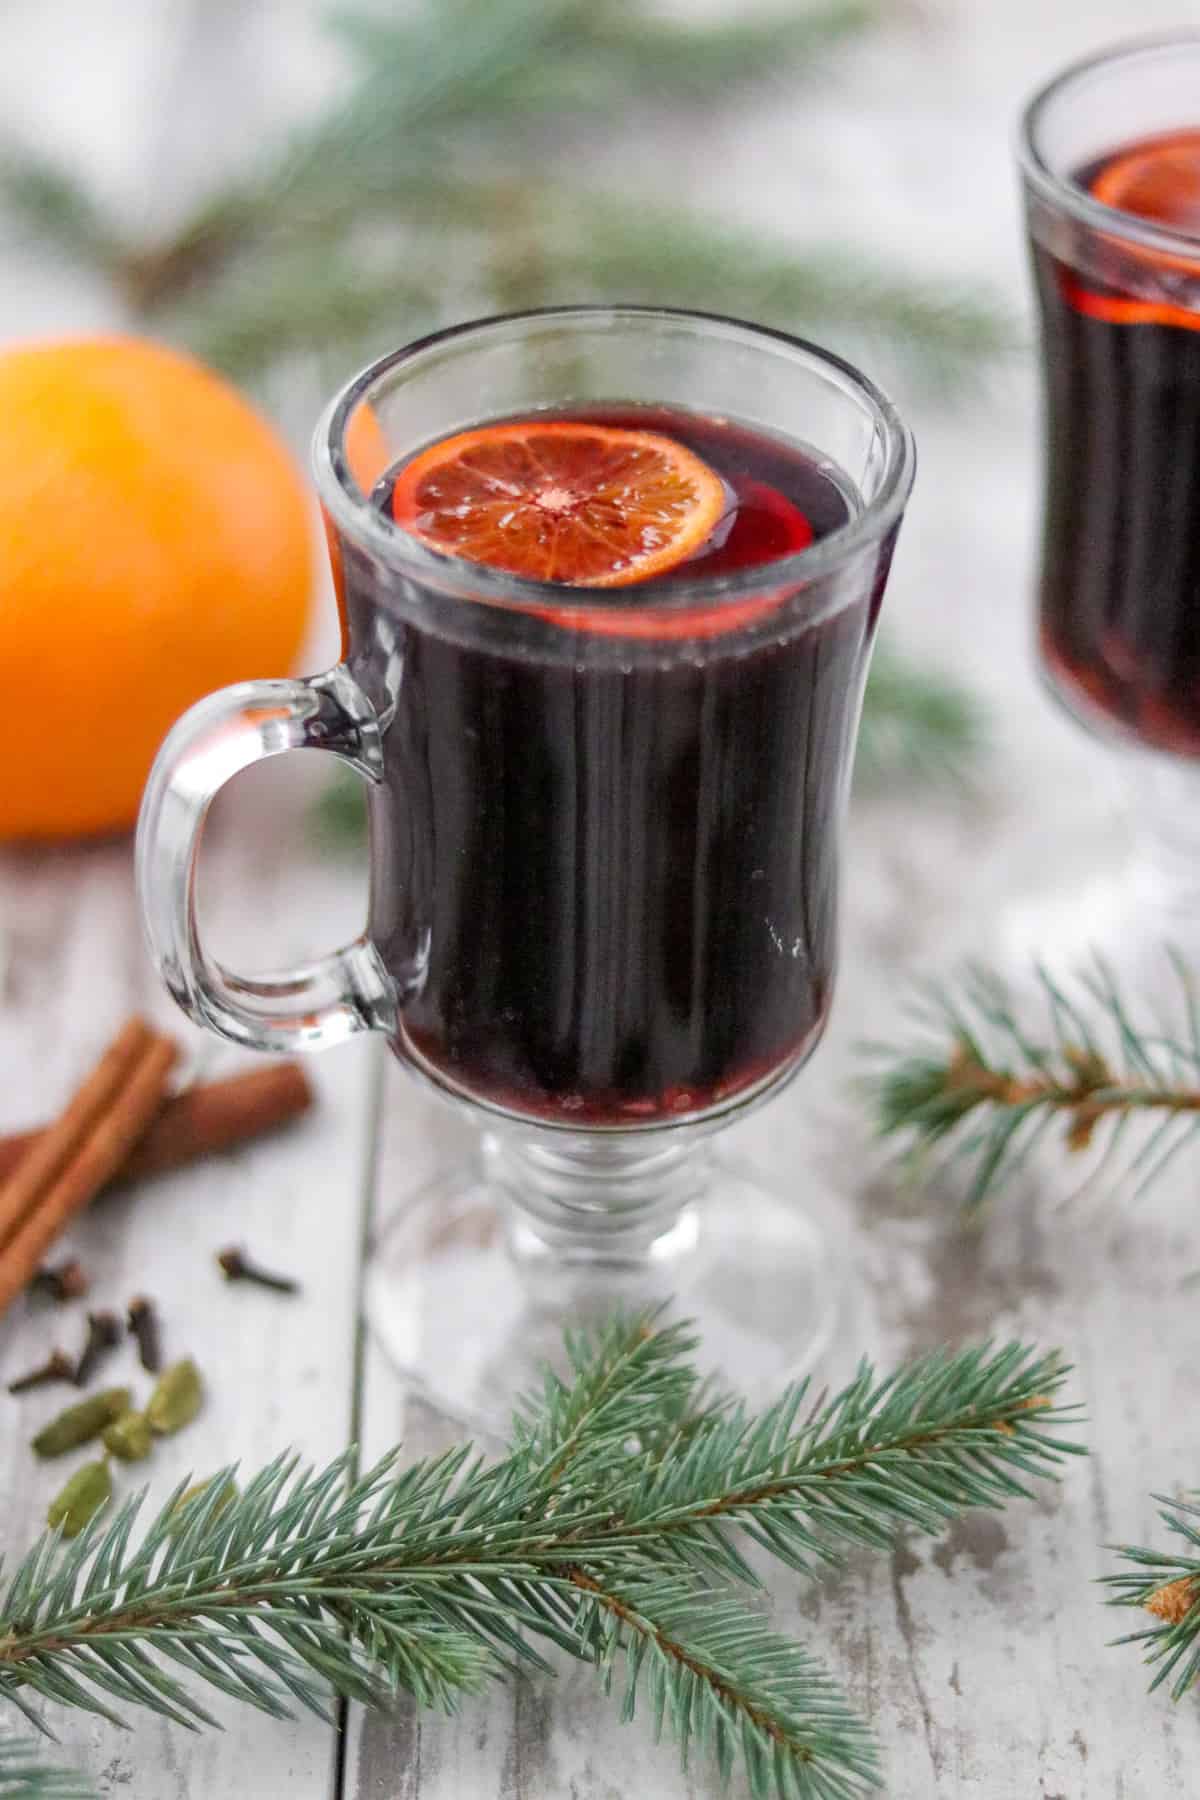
[1105,1494,1200,1701]
[0,1317,1081,1800]
[861,954,1200,1206]
[576,1574,879,1800]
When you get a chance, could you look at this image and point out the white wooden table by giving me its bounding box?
[4,1,1200,1794]
[7,672,1199,1800]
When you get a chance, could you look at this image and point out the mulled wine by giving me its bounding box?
[334,406,877,1125]
[1033,129,1200,754]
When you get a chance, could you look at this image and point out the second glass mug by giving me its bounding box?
[1019,33,1200,963]
[137,306,914,1424]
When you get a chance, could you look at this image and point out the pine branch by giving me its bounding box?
[861,953,1200,1207]
[171,254,441,385]
[327,0,881,117]
[0,0,1015,402]
[574,1572,880,1800]
[203,0,862,258]
[1105,1493,1200,1700]
[536,203,1019,400]
[500,1,882,107]
[506,1313,706,1481]
[0,1317,1080,1800]
[856,642,985,792]
[600,1341,1081,1582]
[0,1739,91,1799]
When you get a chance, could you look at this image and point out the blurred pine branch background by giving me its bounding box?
[0,0,1002,789]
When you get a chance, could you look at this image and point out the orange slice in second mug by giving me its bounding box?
[1092,130,1200,238]
[391,420,728,588]
[1088,129,1200,294]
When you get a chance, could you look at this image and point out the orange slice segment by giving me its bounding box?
[390,420,728,587]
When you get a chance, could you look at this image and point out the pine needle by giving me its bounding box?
[861,952,1200,1207]
[0,1314,1081,1800]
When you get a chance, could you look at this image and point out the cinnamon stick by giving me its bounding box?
[0,1025,178,1318]
[0,1019,158,1250]
[0,1065,313,1191]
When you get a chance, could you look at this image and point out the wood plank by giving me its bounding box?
[0,760,376,1800]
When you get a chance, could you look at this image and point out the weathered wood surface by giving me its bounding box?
[4,0,1200,1795]
[0,767,375,1800]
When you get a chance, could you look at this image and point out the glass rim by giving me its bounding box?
[1018,30,1200,260]
[311,305,915,615]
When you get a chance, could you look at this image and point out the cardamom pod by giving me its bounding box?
[32,1387,132,1458]
[147,1358,203,1435]
[102,1410,154,1462]
[47,1458,111,1537]
[170,1476,237,1531]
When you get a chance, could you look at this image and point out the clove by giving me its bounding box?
[126,1295,162,1373]
[7,1349,76,1394]
[28,1259,89,1304]
[217,1246,300,1295]
[74,1311,121,1387]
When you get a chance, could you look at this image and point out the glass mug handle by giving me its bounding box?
[135,666,397,1053]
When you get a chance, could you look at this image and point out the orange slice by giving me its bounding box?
[390,420,728,587]
[1092,130,1200,238]
[1085,129,1200,301]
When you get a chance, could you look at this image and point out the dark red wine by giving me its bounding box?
[1034,131,1200,754]
[334,406,884,1125]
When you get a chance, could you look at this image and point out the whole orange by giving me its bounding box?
[0,336,314,840]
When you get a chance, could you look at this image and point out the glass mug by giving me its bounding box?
[137,307,914,1424]
[1020,34,1200,952]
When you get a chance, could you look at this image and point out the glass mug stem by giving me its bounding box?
[493,1131,708,1276]
[136,665,395,1052]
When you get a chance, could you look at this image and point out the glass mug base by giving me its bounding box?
[366,1135,838,1433]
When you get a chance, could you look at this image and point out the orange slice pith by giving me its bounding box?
[390,421,728,588]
